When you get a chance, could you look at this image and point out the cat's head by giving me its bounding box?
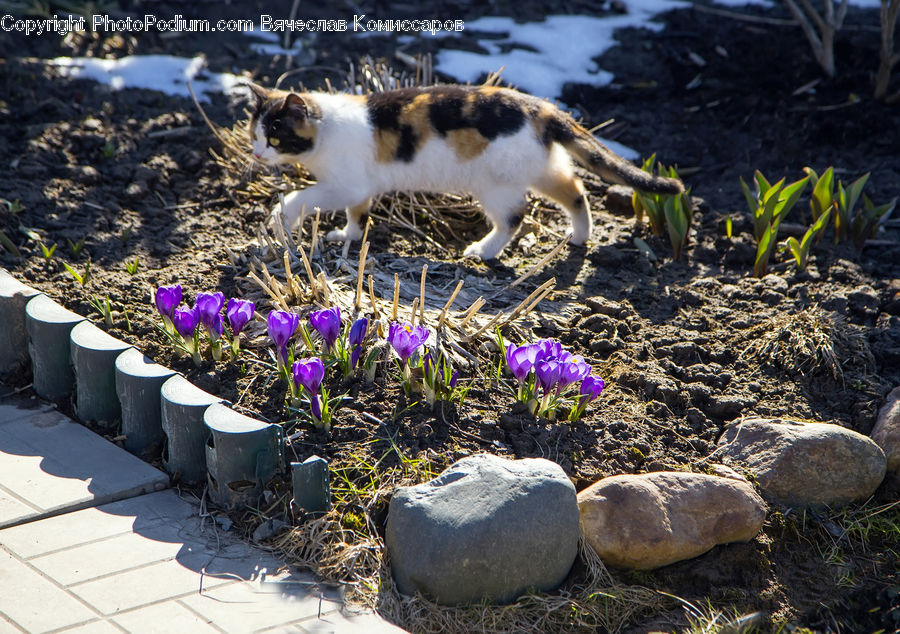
[244,82,319,165]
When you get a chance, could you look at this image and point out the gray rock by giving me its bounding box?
[386,453,578,605]
[603,184,635,215]
[871,387,900,474]
[578,470,765,570]
[717,417,886,507]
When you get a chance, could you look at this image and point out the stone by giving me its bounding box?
[25,294,85,400]
[203,403,280,510]
[160,375,222,485]
[69,321,133,426]
[385,453,578,605]
[578,471,766,570]
[717,417,886,507]
[0,268,42,374]
[291,455,330,515]
[115,348,176,458]
[604,184,635,215]
[871,386,900,474]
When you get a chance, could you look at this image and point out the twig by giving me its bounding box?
[367,274,380,320]
[438,280,465,328]
[418,264,427,325]
[392,273,399,321]
[354,241,369,312]
[187,82,226,144]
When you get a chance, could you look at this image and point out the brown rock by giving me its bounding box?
[577,471,766,570]
[603,184,635,215]
[717,417,886,507]
[872,386,900,474]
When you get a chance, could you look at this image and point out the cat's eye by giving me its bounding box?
[268,137,280,147]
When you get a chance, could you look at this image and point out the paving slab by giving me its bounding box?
[0,484,404,633]
[0,397,405,633]
[0,400,169,528]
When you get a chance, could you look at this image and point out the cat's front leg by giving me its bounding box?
[272,186,369,237]
[325,199,372,243]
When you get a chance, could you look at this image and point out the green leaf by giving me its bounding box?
[740,177,758,216]
[803,166,820,187]
[802,207,832,253]
[0,230,20,257]
[664,196,689,260]
[774,175,809,222]
[754,170,772,194]
[725,215,733,238]
[62,262,84,285]
[785,236,804,268]
[843,172,870,218]
[809,166,834,220]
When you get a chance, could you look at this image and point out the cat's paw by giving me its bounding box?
[463,242,499,261]
[325,228,349,243]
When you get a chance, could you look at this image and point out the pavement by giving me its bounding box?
[0,393,404,634]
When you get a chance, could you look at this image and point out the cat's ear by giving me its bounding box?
[243,82,268,111]
[282,93,308,119]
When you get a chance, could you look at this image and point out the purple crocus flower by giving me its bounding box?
[292,357,325,395]
[450,370,459,389]
[226,298,255,335]
[195,292,224,331]
[154,284,182,320]
[579,376,606,406]
[172,304,199,339]
[533,339,564,364]
[558,355,591,393]
[309,306,341,350]
[506,343,538,384]
[348,317,368,347]
[535,358,562,394]
[292,357,325,420]
[267,310,299,367]
[387,322,429,365]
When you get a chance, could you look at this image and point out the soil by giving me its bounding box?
[2,0,900,631]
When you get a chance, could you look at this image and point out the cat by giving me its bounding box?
[245,82,684,260]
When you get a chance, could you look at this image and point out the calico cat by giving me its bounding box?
[245,82,683,260]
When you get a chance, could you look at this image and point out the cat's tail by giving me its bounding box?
[550,116,684,195]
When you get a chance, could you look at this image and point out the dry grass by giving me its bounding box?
[740,306,874,381]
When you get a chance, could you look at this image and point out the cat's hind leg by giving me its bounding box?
[464,188,529,260]
[534,151,592,245]
[272,185,369,237]
[325,199,372,243]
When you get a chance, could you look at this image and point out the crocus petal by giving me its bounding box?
[580,376,606,403]
[349,317,368,348]
[535,359,562,393]
[195,292,225,329]
[154,284,182,319]
[309,306,341,349]
[226,298,255,335]
[292,357,325,394]
[172,304,199,339]
[387,321,428,364]
[350,345,362,370]
[267,310,299,348]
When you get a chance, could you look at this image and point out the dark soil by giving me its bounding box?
[2,1,899,631]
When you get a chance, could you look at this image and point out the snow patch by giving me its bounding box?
[50,55,240,102]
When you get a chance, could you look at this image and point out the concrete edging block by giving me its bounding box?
[160,374,223,484]
[0,268,42,374]
[292,455,330,515]
[115,347,177,458]
[203,403,281,510]
[25,294,85,400]
[70,321,133,426]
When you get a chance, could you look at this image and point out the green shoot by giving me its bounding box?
[805,166,835,223]
[784,208,832,271]
[67,237,86,258]
[40,242,57,260]
[852,194,896,250]
[725,215,733,238]
[101,138,116,158]
[741,171,808,277]
[124,257,140,275]
[632,155,692,259]
[88,294,114,328]
[0,230,20,257]
[1,198,24,214]
[119,225,133,244]
[62,259,91,286]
